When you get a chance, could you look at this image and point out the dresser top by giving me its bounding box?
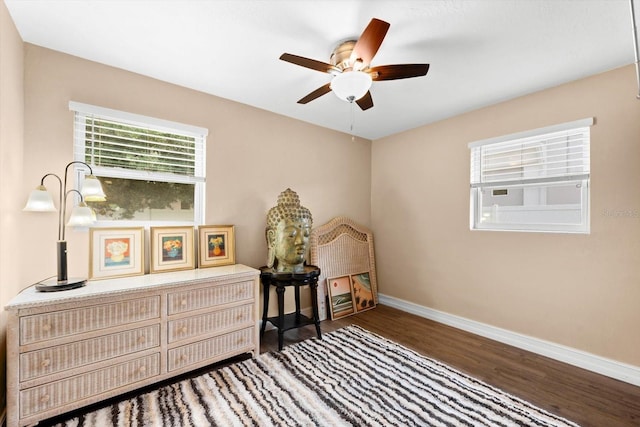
[6,264,259,310]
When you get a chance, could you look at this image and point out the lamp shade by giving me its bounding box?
[81,175,107,202]
[66,202,96,227]
[23,185,57,212]
[330,71,372,103]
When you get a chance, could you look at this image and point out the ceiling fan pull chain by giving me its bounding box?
[350,101,355,140]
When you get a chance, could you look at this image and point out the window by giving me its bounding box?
[70,102,207,225]
[469,118,592,233]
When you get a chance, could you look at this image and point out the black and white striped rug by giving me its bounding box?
[54,326,579,426]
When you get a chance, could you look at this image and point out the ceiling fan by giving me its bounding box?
[279,18,430,111]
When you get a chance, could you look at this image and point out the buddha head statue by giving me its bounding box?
[266,188,313,272]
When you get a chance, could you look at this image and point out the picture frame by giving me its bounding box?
[198,225,236,268]
[150,226,195,273]
[351,272,376,313]
[89,227,145,280]
[326,275,355,319]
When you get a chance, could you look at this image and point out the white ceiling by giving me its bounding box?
[5,0,637,140]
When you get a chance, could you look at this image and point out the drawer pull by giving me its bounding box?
[41,358,51,368]
[138,366,147,374]
[178,354,187,363]
[40,394,50,403]
[180,326,188,334]
[137,335,146,344]
[236,314,244,321]
[41,323,52,332]
[180,299,188,307]
[139,306,147,314]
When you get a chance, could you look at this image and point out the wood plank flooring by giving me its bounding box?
[261,304,640,427]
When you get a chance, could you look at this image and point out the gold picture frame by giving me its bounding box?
[89,227,145,280]
[198,224,236,268]
[150,226,195,273]
[326,275,355,319]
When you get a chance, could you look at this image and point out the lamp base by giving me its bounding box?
[35,277,87,292]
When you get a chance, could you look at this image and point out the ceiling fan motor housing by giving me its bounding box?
[330,40,359,71]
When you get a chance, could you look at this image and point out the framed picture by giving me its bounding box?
[326,275,355,319]
[89,227,145,280]
[198,225,236,268]
[150,226,195,273]
[351,272,376,313]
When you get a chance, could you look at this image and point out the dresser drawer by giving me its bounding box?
[20,296,160,345]
[167,327,254,371]
[20,353,160,418]
[167,280,254,315]
[20,324,161,381]
[168,304,253,344]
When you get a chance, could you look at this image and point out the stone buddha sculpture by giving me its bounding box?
[266,188,312,273]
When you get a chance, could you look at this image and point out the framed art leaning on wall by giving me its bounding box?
[326,275,355,319]
[351,271,376,313]
[198,224,236,268]
[89,227,145,280]
[150,226,195,273]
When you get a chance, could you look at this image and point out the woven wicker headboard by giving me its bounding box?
[309,216,378,320]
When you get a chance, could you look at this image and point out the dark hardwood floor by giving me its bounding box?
[261,304,640,427]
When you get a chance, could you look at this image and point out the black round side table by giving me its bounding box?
[259,265,322,350]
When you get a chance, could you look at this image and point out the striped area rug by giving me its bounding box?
[53,325,579,426]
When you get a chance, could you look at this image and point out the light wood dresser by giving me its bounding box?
[5,264,259,427]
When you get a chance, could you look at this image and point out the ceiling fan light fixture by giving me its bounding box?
[330,71,372,103]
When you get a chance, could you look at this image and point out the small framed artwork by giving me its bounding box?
[198,225,236,268]
[351,272,376,313]
[89,227,145,280]
[326,275,355,319]
[150,226,195,273]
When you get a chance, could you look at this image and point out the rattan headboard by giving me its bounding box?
[309,216,378,320]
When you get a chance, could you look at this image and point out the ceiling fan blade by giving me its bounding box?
[356,91,374,111]
[350,18,390,68]
[297,83,332,104]
[368,64,430,81]
[280,53,339,74]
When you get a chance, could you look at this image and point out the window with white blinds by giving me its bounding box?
[468,118,592,233]
[70,102,208,224]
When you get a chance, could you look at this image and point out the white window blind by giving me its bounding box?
[468,118,593,233]
[470,118,591,188]
[70,101,207,183]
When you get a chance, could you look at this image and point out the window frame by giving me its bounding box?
[468,118,593,234]
[69,101,208,226]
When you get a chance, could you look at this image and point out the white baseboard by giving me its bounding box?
[378,293,640,387]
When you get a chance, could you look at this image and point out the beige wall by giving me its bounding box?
[19,45,371,321]
[0,0,24,416]
[372,64,640,366]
